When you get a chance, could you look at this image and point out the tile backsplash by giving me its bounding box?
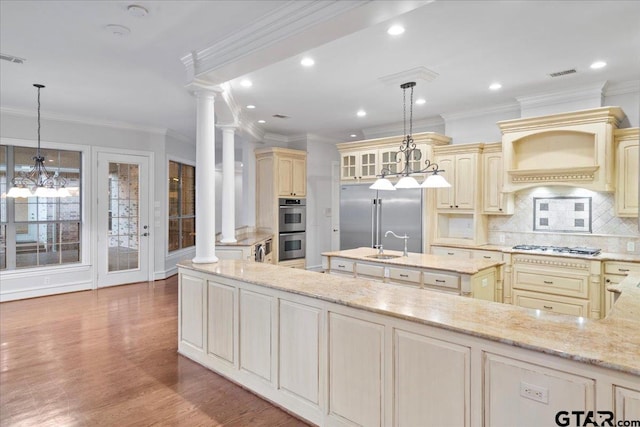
[488,187,640,253]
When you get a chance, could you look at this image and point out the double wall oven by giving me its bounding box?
[278,198,306,261]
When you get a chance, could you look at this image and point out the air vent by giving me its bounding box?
[272,114,290,119]
[0,53,25,64]
[549,68,577,77]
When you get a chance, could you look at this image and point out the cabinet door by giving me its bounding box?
[455,153,476,210]
[341,152,358,181]
[240,290,274,382]
[615,386,640,422]
[483,152,503,213]
[179,274,206,352]
[616,139,639,216]
[485,353,595,427]
[291,157,306,197]
[359,149,379,180]
[435,154,455,209]
[394,330,470,427]
[277,157,294,196]
[379,148,399,175]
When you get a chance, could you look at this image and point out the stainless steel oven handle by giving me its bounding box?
[257,245,266,262]
[279,232,306,236]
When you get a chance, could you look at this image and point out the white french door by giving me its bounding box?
[97,152,150,287]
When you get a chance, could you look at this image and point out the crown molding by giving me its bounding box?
[362,115,445,139]
[603,79,640,97]
[516,81,607,110]
[0,106,167,136]
[262,132,293,145]
[183,1,369,82]
[165,129,194,145]
[441,102,520,122]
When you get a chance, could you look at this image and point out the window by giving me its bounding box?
[0,144,82,270]
[168,161,195,252]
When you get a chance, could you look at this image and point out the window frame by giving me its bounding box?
[0,138,89,274]
[167,157,196,254]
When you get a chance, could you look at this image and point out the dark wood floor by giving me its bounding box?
[0,276,311,426]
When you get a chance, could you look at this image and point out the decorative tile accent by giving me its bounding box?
[533,196,591,232]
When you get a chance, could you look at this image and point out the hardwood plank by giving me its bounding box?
[0,276,312,426]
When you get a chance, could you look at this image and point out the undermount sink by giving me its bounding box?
[366,254,401,260]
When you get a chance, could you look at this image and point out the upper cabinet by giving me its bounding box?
[614,128,639,217]
[498,107,626,193]
[278,155,307,197]
[432,143,483,211]
[482,142,514,215]
[337,132,451,183]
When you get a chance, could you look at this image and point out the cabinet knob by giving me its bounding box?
[455,205,459,208]
[499,208,503,211]
[605,279,611,283]
[449,205,453,208]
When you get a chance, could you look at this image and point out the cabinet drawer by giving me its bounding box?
[431,247,472,259]
[512,290,589,317]
[423,272,460,290]
[512,268,589,298]
[356,263,384,279]
[471,250,503,262]
[388,267,421,285]
[604,261,640,276]
[330,259,354,274]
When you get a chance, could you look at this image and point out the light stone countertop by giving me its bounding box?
[177,259,640,375]
[321,247,503,274]
[431,242,640,263]
[215,231,272,247]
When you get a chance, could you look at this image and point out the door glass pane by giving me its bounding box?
[108,162,139,272]
[181,165,195,216]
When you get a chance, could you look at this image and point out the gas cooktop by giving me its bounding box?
[512,245,601,256]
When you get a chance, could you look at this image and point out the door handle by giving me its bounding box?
[142,232,149,237]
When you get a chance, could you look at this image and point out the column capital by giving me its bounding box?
[186,79,224,98]
[217,123,238,131]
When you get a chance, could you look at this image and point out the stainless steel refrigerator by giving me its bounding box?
[339,184,423,253]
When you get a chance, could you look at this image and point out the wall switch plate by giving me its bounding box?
[520,382,549,404]
[627,241,636,252]
[499,234,506,244]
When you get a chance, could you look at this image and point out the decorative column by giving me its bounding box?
[192,87,219,264]
[218,124,237,243]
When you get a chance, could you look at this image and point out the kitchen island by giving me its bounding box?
[177,260,639,427]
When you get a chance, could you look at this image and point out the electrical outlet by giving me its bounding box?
[499,234,506,244]
[44,277,50,285]
[520,382,549,404]
[627,241,636,252]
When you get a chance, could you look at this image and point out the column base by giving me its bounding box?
[220,237,238,243]
[192,255,219,264]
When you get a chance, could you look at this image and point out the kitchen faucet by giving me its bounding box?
[385,230,409,257]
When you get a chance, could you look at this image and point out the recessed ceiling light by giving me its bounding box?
[590,61,607,69]
[246,105,256,109]
[257,120,266,124]
[240,79,252,88]
[301,57,315,67]
[127,4,149,18]
[104,24,131,37]
[357,110,366,117]
[350,134,357,138]
[489,82,502,91]
[415,98,426,105]
[387,25,405,36]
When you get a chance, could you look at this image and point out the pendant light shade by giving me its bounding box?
[421,172,452,188]
[369,177,396,191]
[395,176,420,189]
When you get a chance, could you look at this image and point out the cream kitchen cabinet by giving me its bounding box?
[340,148,379,181]
[482,142,514,214]
[433,144,483,211]
[510,253,602,319]
[278,155,306,197]
[603,261,640,316]
[614,128,639,217]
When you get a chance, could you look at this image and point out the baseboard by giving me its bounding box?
[154,266,178,281]
[0,280,92,302]
[305,264,323,272]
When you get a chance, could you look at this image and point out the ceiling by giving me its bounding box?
[1,1,639,144]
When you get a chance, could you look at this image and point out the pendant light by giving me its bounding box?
[369,82,451,190]
[6,84,70,198]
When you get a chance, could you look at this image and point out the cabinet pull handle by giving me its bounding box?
[543,280,553,284]
[400,274,409,278]
[618,268,630,272]
[483,256,491,259]
[447,252,454,255]
[338,264,345,268]
[435,279,446,283]
[543,305,553,310]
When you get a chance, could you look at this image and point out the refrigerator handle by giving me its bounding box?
[371,200,375,248]
[377,199,382,248]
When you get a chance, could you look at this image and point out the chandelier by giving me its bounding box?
[369,81,451,191]
[6,84,70,198]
